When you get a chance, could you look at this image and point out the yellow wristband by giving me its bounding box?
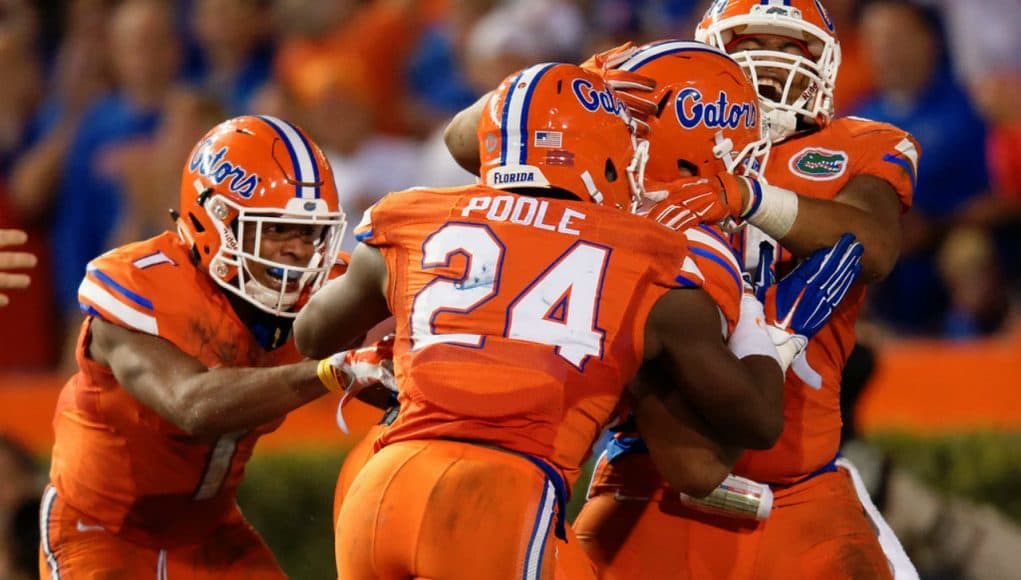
[316,358,346,393]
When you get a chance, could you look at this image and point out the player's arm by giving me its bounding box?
[651,173,903,282]
[89,318,326,441]
[643,287,785,451]
[630,361,743,497]
[443,92,489,175]
[294,242,392,359]
[767,175,902,282]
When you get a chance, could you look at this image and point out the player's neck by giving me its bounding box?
[225,292,294,351]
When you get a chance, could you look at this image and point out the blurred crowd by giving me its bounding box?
[0,0,1018,373]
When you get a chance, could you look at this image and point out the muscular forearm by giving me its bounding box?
[780,195,899,281]
[171,361,326,440]
[738,174,902,281]
[634,386,742,497]
[294,244,392,358]
[652,290,784,451]
[732,355,785,446]
[700,354,783,450]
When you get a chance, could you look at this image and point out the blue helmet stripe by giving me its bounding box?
[280,117,322,198]
[257,115,319,198]
[502,63,556,166]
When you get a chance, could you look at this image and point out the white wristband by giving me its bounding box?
[743,181,799,239]
[727,294,782,367]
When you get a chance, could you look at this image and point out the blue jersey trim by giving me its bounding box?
[87,267,154,311]
[689,246,742,294]
[882,153,917,187]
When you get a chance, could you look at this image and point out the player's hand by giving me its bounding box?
[318,335,396,397]
[761,234,864,340]
[580,42,658,136]
[0,229,37,307]
[319,335,397,433]
[581,41,641,73]
[640,173,749,231]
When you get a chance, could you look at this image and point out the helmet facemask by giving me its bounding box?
[726,44,837,141]
[200,193,346,318]
[697,3,842,142]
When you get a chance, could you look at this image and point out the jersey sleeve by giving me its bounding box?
[683,225,743,337]
[847,118,921,211]
[78,252,168,337]
[352,202,386,246]
[77,242,213,350]
[352,189,421,247]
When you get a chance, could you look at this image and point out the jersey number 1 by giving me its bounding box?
[411,223,609,369]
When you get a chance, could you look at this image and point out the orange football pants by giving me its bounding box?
[574,461,892,580]
[39,485,285,579]
[335,439,593,580]
[334,425,385,526]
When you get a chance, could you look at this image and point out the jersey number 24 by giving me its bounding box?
[411,223,610,370]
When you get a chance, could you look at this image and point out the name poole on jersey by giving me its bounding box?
[461,195,586,236]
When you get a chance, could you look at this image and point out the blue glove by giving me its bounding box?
[765,233,864,339]
[745,241,776,303]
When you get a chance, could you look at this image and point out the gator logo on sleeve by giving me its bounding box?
[788,147,848,181]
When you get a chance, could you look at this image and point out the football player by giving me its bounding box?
[575,2,922,578]
[295,63,863,579]
[40,116,394,579]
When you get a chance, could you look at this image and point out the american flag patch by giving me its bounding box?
[534,131,563,148]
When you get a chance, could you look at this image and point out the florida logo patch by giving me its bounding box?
[789,147,848,181]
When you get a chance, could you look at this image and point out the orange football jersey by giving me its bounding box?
[353,185,698,487]
[684,224,743,336]
[730,117,919,484]
[50,232,304,547]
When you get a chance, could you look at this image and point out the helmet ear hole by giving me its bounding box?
[188,213,205,233]
[677,159,699,177]
[656,91,673,118]
[605,159,618,182]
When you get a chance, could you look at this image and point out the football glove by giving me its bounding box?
[641,173,749,232]
[317,335,397,433]
[755,235,864,373]
[580,42,657,136]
